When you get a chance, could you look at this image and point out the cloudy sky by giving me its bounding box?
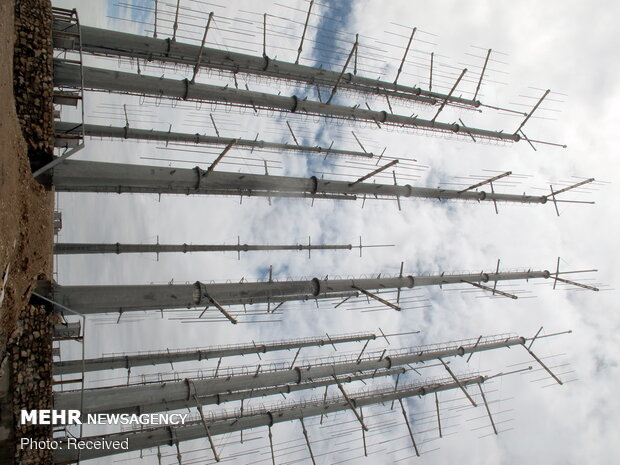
[49,0,619,464]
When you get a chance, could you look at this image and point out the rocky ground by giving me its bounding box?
[6,306,55,465]
[0,0,56,462]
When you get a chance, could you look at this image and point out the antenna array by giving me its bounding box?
[40,2,602,464]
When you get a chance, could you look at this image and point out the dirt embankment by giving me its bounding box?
[0,0,54,355]
[0,0,56,462]
[6,305,54,465]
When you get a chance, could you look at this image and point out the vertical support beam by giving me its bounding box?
[174,438,182,465]
[490,182,499,214]
[523,346,563,385]
[295,0,314,64]
[360,407,368,456]
[394,28,416,85]
[240,399,244,443]
[393,171,402,211]
[171,0,181,42]
[356,340,370,363]
[209,113,220,137]
[268,425,276,465]
[457,171,512,194]
[286,121,299,145]
[553,257,561,290]
[327,38,358,104]
[439,358,477,407]
[325,333,336,351]
[348,160,398,187]
[334,295,353,308]
[431,68,467,122]
[398,399,420,456]
[435,391,442,438]
[548,178,595,197]
[320,385,328,424]
[514,89,550,134]
[194,395,221,462]
[153,0,158,38]
[473,48,491,101]
[390,373,401,409]
[466,336,483,363]
[300,418,316,465]
[352,286,400,311]
[262,13,267,58]
[214,358,222,377]
[527,326,544,350]
[429,52,433,91]
[350,131,367,153]
[458,118,477,142]
[461,279,518,299]
[207,139,236,173]
[206,296,238,324]
[354,34,359,75]
[552,275,599,292]
[334,376,368,430]
[191,12,214,83]
[378,328,390,345]
[478,384,497,435]
[289,347,302,369]
[492,259,501,293]
[519,129,538,151]
[396,261,404,304]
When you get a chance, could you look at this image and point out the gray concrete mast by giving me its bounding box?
[54,334,528,413]
[53,331,378,375]
[53,374,487,463]
[85,367,410,415]
[53,241,380,255]
[52,159,547,204]
[54,121,375,159]
[43,269,550,315]
[52,20,480,109]
[53,61,520,143]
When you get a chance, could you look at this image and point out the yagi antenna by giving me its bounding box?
[454,171,514,215]
[552,257,599,292]
[514,89,550,135]
[461,258,517,299]
[547,178,596,216]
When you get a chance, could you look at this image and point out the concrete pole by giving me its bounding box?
[111,367,409,414]
[53,61,520,143]
[54,332,377,375]
[52,159,547,205]
[53,375,486,463]
[54,335,526,413]
[54,241,360,255]
[53,21,480,109]
[43,269,550,315]
[54,121,375,159]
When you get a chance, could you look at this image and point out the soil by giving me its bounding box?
[0,0,55,462]
[0,0,54,360]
